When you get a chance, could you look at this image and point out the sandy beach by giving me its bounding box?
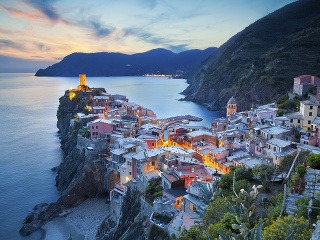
[42,198,110,240]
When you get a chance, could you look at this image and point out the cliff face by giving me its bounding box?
[183,0,320,111]
[20,91,109,236]
[35,48,217,77]
[96,187,169,240]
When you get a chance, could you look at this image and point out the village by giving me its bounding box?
[67,74,320,238]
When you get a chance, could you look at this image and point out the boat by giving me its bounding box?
[59,209,73,217]
[181,119,189,124]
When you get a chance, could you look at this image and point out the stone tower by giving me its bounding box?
[226,96,237,117]
[79,74,87,86]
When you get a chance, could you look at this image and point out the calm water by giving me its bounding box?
[0,73,223,240]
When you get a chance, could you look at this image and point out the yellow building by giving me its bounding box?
[300,100,320,129]
[226,96,237,117]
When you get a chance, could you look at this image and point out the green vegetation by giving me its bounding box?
[79,128,90,138]
[152,212,173,224]
[183,0,320,111]
[307,153,320,169]
[218,166,253,194]
[262,216,311,240]
[252,164,276,192]
[295,197,320,223]
[144,177,163,203]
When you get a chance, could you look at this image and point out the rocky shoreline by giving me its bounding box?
[20,90,111,236]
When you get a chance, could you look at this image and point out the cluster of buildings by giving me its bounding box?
[70,74,320,236]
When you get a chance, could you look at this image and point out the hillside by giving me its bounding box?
[35,48,216,77]
[182,0,320,111]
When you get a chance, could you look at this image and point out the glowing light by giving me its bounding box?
[69,91,76,100]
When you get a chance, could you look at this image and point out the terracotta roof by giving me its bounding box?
[162,172,179,183]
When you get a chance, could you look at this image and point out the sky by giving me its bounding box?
[0,0,295,72]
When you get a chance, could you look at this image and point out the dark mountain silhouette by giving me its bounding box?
[182,0,320,111]
[35,48,216,77]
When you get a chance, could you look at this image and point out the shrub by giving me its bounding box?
[234,179,250,193]
[208,222,225,239]
[307,154,320,169]
[262,215,312,240]
[295,165,307,177]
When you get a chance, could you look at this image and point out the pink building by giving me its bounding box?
[293,75,320,95]
[90,119,113,138]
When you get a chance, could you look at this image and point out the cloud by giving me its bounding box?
[86,17,116,37]
[1,4,42,21]
[123,28,167,45]
[34,42,51,52]
[0,39,24,50]
[23,0,60,21]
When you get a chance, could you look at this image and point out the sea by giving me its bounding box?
[0,73,224,240]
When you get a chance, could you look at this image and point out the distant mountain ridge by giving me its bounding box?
[183,0,320,111]
[35,48,217,77]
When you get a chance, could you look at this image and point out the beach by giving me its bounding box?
[43,198,110,240]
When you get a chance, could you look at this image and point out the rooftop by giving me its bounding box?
[285,112,304,119]
[163,186,187,198]
[227,96,236,104]
[91,118,113,124]
[267,138,291,148]
[261,126,290,135]
[162,172,179,183]
[235,157,265,168]
[111,148,126,155]
[186,130,215,138]
[313,116,320,125]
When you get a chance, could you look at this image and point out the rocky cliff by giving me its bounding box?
[183,0,320,111]
[96,187,169,240]
[20,91,110,236]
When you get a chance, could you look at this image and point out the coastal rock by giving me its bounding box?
[20,203,61,236]
[20,161,108,236]
[20,90,112,237]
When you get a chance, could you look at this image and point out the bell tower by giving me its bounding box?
[226,96,237,117]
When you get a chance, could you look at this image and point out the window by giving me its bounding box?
[308,120,311,124]
[152,161,155,166]
[310,106,313,109]
[152,142,155,147]
[298,120,300,123]
[189,202,197,211]
[309,112,313,116]
[274,147,276,152]
[129,171,132,175]
[290,119,293,123]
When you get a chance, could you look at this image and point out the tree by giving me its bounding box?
[295,165,307,177]
[179,225,207,240]
[262,216,312,240]
[203,197,232,225]
[234,179,250,193]
[279,155,294,173]
[253,164,276,191]
[307,153,320,169]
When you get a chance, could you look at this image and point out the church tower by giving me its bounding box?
[226,96,237,117]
